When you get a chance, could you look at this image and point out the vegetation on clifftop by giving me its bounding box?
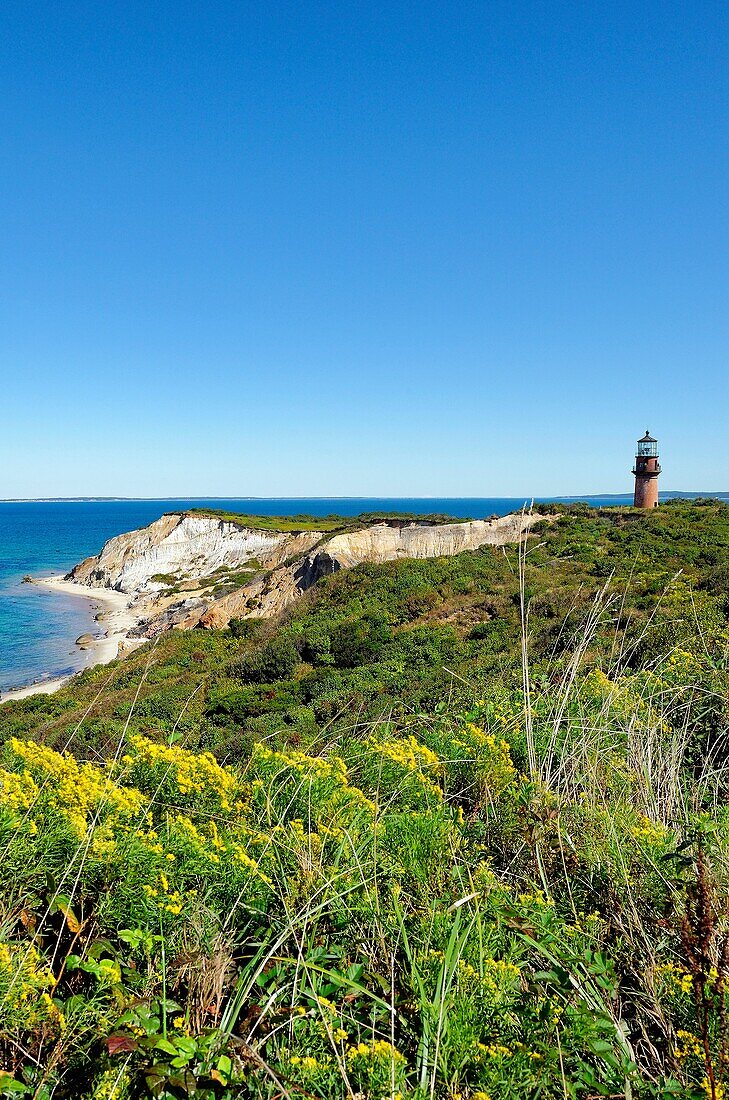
[2,502,729,1097]
[185,508,473,533]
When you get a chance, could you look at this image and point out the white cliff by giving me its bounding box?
[321,514,535,566]
[68,513,321,594]
[192,513,542,629]
[65,510,545,638]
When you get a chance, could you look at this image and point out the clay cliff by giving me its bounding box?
[67,510,544,639]
[188,514,540,629]
[67,513,322,593]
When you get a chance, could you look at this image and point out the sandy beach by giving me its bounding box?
[0,576,142,704]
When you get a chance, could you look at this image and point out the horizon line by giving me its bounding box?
[2,490,729,504]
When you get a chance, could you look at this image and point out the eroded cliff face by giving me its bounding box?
[67,513,321,594]
[67,510,544,639]
[321,513,535,566]
[190,513,542,630]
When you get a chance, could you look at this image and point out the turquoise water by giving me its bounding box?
[0,494,716,692]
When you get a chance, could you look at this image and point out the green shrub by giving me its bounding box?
[330,613,392,667]
[228,616,263,639]
[230,635,300,682]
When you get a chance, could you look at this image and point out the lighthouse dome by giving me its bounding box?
[636,431,658,458]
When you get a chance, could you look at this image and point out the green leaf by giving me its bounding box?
[150,1037,179,1057]
[0,1073,31,1095]
[143,1071,166,1097]
[590,1039,617,1055]
[216,1054,233,1081]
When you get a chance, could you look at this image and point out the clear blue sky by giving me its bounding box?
[1,1,728,498]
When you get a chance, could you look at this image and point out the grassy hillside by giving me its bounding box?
[2,502,729,1098]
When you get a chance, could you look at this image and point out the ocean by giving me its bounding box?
[0,493,715,692]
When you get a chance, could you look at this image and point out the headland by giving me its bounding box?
[0,507,542,701]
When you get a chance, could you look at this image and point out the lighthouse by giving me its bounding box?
[632,431,660,508]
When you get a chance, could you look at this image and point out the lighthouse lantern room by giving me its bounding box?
[632,431,660,508]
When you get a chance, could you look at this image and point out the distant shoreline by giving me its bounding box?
[2,491,729,504]
[0,577,142,704]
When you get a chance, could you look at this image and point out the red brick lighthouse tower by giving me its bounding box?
[632,431,661,508]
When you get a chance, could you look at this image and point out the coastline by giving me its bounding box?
[0,576,142,704]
